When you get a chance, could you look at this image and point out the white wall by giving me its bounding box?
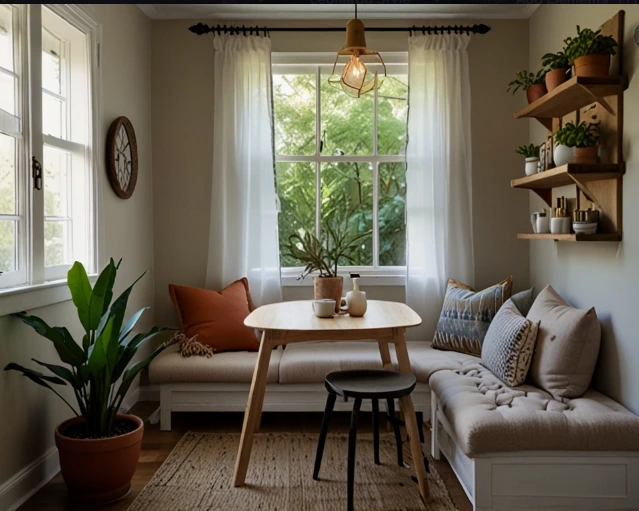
[0,4,154,507]
[528,6,639,413]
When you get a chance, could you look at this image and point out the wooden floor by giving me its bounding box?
[19,402,472,511]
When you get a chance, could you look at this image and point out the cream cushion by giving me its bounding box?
[430,363,639,456]
[278,341,479,384]
[150,344,282,384]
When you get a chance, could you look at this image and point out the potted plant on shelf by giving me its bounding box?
[541,51,570,91]
[563,26,617,77]
[286,224,370,314]
[554,118,601,165]
[507,69,548,104]
[515,143,541,176]
[4,259,174,505]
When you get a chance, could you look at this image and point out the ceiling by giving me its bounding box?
[137,4,540,21]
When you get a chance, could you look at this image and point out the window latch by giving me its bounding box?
[32,156,42,191]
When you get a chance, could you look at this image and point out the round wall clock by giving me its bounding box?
[106,116,138,199]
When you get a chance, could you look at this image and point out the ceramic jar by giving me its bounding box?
[554,144,575,167]
[525,157,540,176]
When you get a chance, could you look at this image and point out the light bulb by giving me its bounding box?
[341,54,368,90]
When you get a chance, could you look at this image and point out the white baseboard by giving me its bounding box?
[119,387,141,413]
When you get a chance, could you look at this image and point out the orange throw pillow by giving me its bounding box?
[169,278,259,352]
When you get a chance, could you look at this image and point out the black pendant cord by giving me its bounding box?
[188,23,491,37]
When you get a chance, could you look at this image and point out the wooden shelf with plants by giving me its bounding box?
[510,11,626,242]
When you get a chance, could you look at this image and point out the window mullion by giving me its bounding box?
[315,65,321,239]
[372,78,380,269]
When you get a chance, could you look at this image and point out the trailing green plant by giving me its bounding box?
[515,143,540,159]
[285,222,371,280]
[555,119,600,148]
[507,69,548,94]
[4,259,175,437]
[563,26,617,63]
[541,51,570,70]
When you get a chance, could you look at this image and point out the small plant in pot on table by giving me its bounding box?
[515,143,541,176]
[541,51,570,91]
[554,118,601,165]
[4,259,174,505]
[286,223,370,314]
[564,26,617,77]
[507,68,548,104]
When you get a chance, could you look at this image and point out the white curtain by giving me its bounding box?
[405,33,474,338]
[206,34,282,305]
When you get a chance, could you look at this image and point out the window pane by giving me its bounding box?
[0,5,14,72]
[43,92,64,138]
[44,220,70,267]
[42,29,62,95]
[273,74,316,156]
[0,133,16,215]
[276,162,316,267]
[379,162,406,266]
[0,220,16,272]
[321,162,372,266]
[44,146,70,218]
[378,75,408,155]
[321,77,373,156]
[0,71,15,115]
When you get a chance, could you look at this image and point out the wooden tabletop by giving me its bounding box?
[244,300,422,332]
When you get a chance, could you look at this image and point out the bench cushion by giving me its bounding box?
[430,363,639,456]
[149,344,282,384]
[278,341,479,384]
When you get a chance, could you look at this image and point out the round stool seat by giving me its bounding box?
[325,369,416,400]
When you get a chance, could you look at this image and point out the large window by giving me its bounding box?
[0,5,97,290]
[272,54,408,275]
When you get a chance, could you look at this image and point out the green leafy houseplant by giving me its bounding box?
[4,259,174,437]
[563,26,617,62]
[555,120,600,148]
[507,69,547,94]
[515,143,540,158]
[541,51,570,70]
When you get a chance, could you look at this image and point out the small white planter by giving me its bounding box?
[525,157,540,176]
[554,144,575,167]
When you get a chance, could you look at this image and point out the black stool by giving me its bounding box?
[313,369,418,511]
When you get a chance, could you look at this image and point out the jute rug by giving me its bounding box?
[127,432,459,511]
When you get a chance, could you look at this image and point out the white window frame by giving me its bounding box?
[272,53,408,287]
[0,4,101,316]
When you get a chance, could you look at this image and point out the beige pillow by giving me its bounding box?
[527,285,601,399]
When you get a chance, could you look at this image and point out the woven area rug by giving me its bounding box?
[127,432,459,511]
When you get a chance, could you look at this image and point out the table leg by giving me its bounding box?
[377,341,393,370]
[393,328,430,501]
[233,330,275,487]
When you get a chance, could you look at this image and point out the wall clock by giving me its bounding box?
[106,116,138,199]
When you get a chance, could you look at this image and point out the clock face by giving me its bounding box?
[106,117,138,199]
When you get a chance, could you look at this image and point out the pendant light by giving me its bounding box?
[331,4,386,98]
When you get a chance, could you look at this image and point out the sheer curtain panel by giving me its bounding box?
[405,33,474,338]
[206,34,282,305]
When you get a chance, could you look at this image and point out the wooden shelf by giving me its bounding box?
[518,233,622,242]
[513,76,628,130]
[511,164,624,190]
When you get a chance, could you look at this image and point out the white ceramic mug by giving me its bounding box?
[312,299,336,318]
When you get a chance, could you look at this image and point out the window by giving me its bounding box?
[0,5,98,291]
[272,54,408,275]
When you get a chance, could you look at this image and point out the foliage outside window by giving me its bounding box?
[273,59,408,272]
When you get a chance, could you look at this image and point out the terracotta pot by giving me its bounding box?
[526,83,547,104]
[573,54,611,77]
[313,276,343,314]
[545,68,569,91]
[55,414,144,505]
[574,145,599,164]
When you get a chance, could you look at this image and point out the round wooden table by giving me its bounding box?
[233,300,429,501]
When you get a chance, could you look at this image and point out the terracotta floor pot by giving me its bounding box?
[55,414,144,506]
[573,54,611,77]
[313,276,343,314]
[545,68,569,91]
[574,146,599,164]
[526,83,547,104]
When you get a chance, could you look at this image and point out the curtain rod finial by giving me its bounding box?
[189,23,209,35]
[473,24,491,35]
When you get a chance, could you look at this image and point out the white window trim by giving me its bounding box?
[0,4,102,317]
[273,52,408,285]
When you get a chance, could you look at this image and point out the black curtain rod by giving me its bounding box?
[188,23,491,37]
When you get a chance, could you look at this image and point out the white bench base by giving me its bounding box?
[155,382,432,431]
[431,394,639,510]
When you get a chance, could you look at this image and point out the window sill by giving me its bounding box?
[281,270,406,288]
[0,275,97,317]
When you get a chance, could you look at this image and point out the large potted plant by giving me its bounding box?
[541,51,570,91]
[507,69,548,104]
[515,143,541,176]
[285,224,370,314]
[554,118,601,165]
[4,259,174,505]
[563,26,617,77]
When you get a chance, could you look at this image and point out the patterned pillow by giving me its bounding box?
[481,299,539,387]
[432,276,513,356]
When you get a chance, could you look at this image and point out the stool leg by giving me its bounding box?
[372,399,380,465]
[313,392,337,481]
[347,397,362,511]
[387,398,403,467]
